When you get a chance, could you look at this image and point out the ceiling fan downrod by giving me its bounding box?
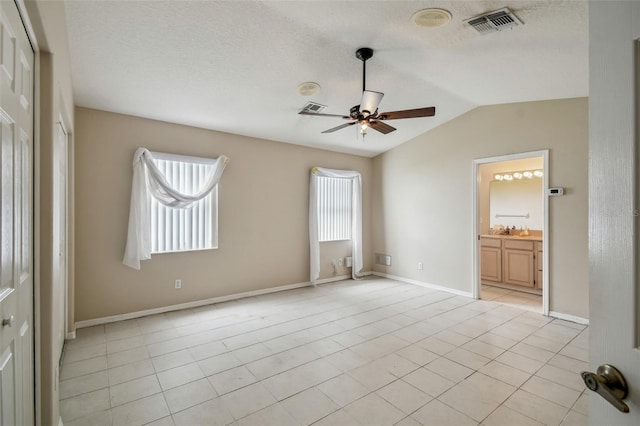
[355,47,373,93]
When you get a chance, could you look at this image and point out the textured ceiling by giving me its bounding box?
[64,1,588,157]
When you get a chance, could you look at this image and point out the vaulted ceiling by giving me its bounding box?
[64,1,588,157]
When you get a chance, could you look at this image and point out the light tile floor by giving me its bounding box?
[60,278,589,426]
[481,284,542,312]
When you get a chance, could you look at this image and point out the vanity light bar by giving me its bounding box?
[494,169,543,181]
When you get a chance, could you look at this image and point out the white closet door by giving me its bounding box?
[0,1,35,425]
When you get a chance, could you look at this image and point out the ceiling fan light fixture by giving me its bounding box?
[360,123,368,137]
[412,8,452,28]
[297,82,321,96]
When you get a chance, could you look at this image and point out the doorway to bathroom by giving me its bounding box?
[472,150,549,314]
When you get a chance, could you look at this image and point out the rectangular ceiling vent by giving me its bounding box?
[301,101,327,114]
[464,8,523,35]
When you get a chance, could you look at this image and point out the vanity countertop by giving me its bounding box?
[481,234,543,242]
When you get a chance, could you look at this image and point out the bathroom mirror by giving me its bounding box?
[489,179,543,229]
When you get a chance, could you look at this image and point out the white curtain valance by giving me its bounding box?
[309,167,363,283]
[123,147,229,270]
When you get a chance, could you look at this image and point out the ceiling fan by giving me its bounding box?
[299,47,436,136]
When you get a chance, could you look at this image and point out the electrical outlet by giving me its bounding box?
[175,279,182,289]
[338,258,344,266]
[418,262,423,270]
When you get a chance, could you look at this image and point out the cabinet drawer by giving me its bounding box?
[503,239,535,251]
[481,237,502,248]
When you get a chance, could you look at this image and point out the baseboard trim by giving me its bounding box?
[75,275,352,329]
[371,272,474,298]
[549,311,589,325]
[314,274,351,285]
[65,331,76,340]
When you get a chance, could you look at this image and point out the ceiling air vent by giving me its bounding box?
[464,7,523,35]
[300,101,327,114]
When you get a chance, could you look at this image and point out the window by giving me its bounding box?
[317,176,352,242]
[150,153,218,253]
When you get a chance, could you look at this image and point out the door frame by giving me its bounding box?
[53,118,69,352]
[471,149,549,315]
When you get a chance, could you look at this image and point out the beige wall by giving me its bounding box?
[372,98,589,319]
[74,108,372,321]
[23,1,76,425]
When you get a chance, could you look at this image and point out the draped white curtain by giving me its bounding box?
[309,167,363,284]
[123,147,229,270]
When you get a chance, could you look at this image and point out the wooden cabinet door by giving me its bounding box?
[481,247,502,283]
[503,249,535,287]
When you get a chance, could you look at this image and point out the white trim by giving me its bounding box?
[549,311,589,325]
[65,331,76,340]
[54,119,69,360]
[58,416,63,426]
[314,274,351,285]
[371,272,474,298]
[472,150,549,315]
[541,153,550,315]
[75,275,352,329]
[472,161,480,301]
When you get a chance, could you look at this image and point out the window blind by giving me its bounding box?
[317,176,352,242]
[150,156,218,253]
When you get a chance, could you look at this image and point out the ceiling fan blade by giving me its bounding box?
[360,90,384,115]
[368,120,396,134]
[299,111,350,119]
[377,107,436,120]
[321,122,356,134]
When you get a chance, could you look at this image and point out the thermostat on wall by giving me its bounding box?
[548,188,564,196]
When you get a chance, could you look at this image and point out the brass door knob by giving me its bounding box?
[581,365,629,413]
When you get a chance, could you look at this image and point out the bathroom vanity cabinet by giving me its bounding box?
[481,235,542,294]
